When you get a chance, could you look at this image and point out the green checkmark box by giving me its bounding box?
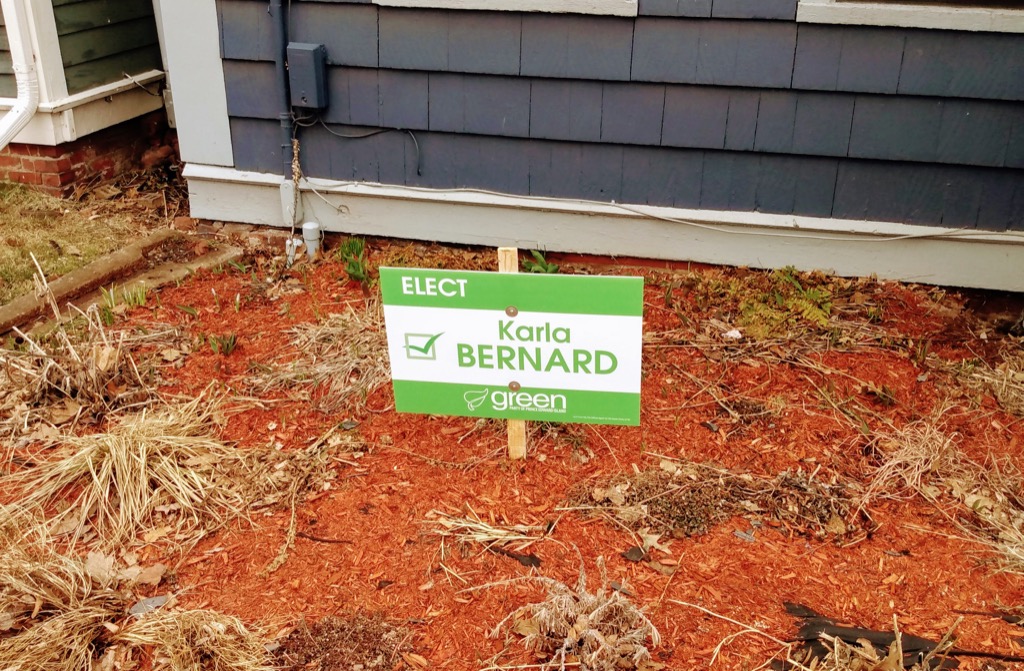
[403,332,444,360]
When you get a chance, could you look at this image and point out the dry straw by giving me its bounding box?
[114,609,273,671]
[0,298,172,453]
[3,397,249,547]
[0,505,124,671]
[960,347,1024,417]
[249,303,390,411]
[866,419,1024,575]
[428,508,548,554]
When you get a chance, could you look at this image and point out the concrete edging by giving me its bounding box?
[0,229,179,335]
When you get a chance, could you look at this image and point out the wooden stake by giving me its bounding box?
[498,247,527,461]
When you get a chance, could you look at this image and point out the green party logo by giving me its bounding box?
[463,388,490,411]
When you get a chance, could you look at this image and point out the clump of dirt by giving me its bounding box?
[273,613,415,671]
[571,461,861,540]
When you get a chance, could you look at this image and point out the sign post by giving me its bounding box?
[379,263,643,444]
[497,247,528,460]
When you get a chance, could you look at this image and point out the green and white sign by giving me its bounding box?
[380,267,643,425]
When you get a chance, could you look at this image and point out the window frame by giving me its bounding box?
[797,0,1024,32]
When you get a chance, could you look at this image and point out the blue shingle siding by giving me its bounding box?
[220,1,1024,231]
[520,15,633,81]
[793,26,905,95]
[638,0,712,18]
[293,2,378,67]
[711,0,797,21]
[529,80,603,142]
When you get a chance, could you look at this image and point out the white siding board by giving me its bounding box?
[153,0,233,166]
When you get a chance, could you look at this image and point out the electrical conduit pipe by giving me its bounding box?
[0,0,39,151]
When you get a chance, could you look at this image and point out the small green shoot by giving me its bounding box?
[99,286,117,326]
[208,333,238,356]
[176,304,198,318]
[121,284,148,308]
[523,250,559,274]
[337,237,370,285]
[233,293,242,313]
[228,259,249,273]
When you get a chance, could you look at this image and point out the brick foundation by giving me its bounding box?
[0,110,176,197]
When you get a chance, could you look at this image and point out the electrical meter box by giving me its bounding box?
[287,43,328,109]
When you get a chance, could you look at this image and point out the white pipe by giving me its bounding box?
[0,0,39,150]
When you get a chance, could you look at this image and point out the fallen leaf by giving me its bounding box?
[85,551,117,584]
[129,595,169,617]
[513,618,541,637]
[621,546,647,563]
[143,526,172,543]
[48,399,81,425]
[644,560,676,576]
[641,532,672,554]
[135,563,167,586]
[92,345,117,373]
[401,652,429,669]
[48,512,83,537]
[825,515,847,536]
[160,348,183,362]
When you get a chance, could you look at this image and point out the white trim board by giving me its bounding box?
[184,163,1024,292]
[798,0,1024,33]
[373,0,637,15]
[0,73,166,145]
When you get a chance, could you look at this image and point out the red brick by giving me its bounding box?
[8,171,42,185]
[52,156,74,173]
[35,145,63,158]
[0,154,24,169]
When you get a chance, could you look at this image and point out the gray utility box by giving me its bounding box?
[287,43,328,109]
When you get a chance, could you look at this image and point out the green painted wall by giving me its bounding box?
[0,7,13,98]
[54,0,162,95]
[0,0,162,100]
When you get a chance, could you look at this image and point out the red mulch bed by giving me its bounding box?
[11,238,1024,670]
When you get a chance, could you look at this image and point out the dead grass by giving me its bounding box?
[959,347,1024,417]
[0,302,160,445]
[0,603,122,671]
[490,558,660,671]
[0,505,120,626]
[249,303,389,412]
[866,419,1024,574]
[0,505,125,671]
[3,398,350,550]
[0,183,138,305]
[2,398,248,547]
[428,508,548,554]
[114,609,273,671]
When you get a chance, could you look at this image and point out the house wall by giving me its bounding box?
[217,0,1024,232]
[0,0,162,101]
[0,5,13,98]
[51,0,162,95]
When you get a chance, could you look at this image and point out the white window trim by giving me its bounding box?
[373,0,638,16]
[798,0,1024,33]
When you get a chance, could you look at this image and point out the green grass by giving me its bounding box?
[0,183,136,305]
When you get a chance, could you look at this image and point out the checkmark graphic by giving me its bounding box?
[404,332,444,360]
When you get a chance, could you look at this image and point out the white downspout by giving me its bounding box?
[0,0,39,150]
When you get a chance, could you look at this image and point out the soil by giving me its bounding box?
[8,238,1024,670]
